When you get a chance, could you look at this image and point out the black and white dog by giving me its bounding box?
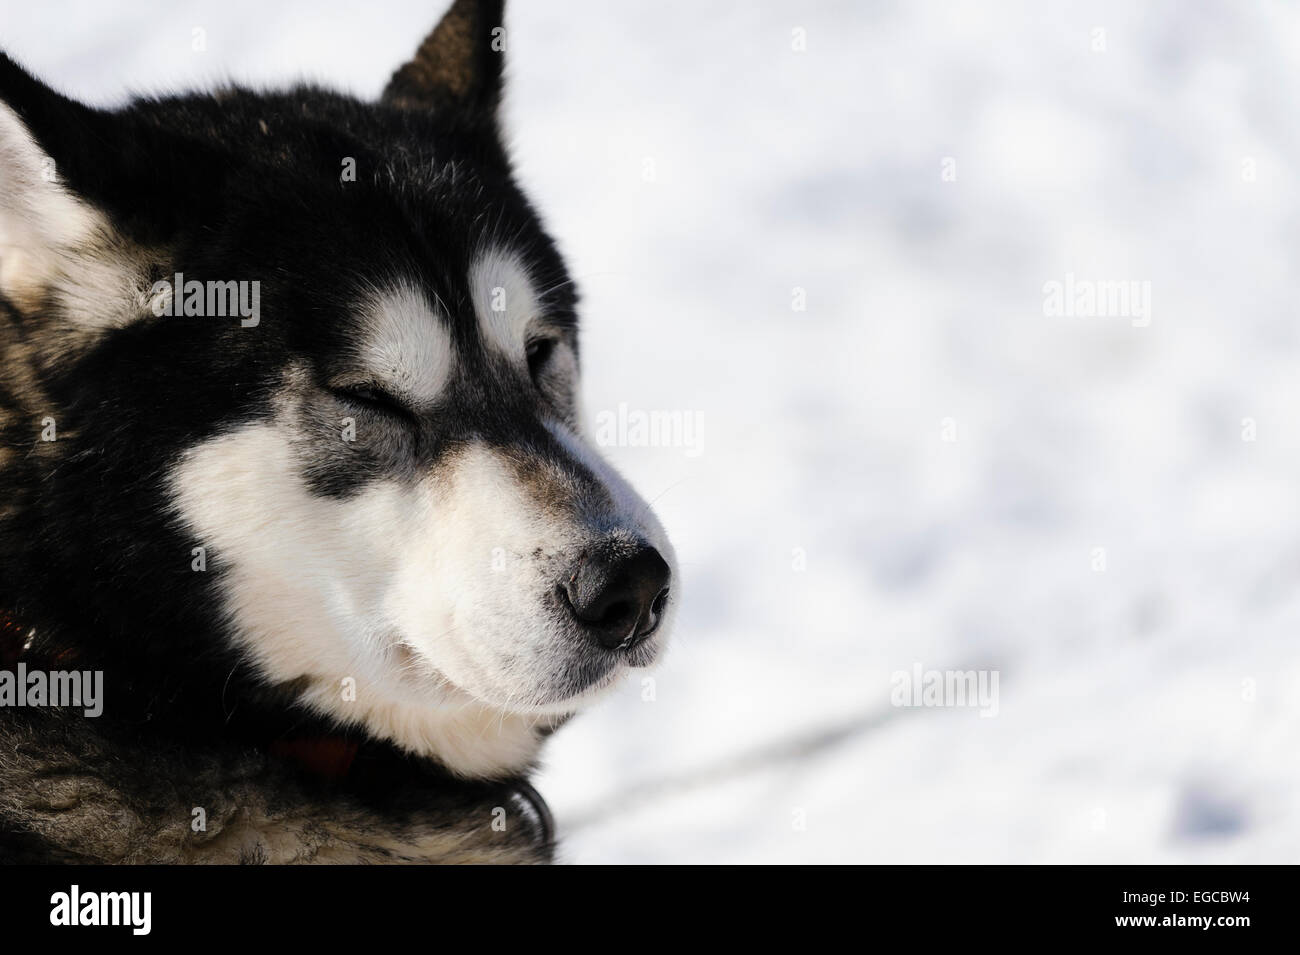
[0,0,676,863]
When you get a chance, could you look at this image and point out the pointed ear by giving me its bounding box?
[1,55,104,263]
[382,0,506,128]
[0,54,157,327]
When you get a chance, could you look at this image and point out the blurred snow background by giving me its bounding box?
[5,0,1298,862]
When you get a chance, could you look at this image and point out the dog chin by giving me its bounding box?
[470,641,665,717]
[527,665,629,715]
[530,635,668,712]
[465,661,622,716]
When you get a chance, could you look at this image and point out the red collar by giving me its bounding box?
[2,609,554,843]
[268,736,361,780]
[2,609,358,780]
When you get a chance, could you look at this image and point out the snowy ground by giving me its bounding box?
[8,0,1299,862]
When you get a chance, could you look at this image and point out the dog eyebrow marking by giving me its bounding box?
[469,247,543,359]
[355,282,453,406]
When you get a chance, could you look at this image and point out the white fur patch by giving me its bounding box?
[168,420,557,777]
[165,409,662,776]
[354,282,453,406]
[468,247,542,358]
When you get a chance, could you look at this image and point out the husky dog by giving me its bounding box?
[0,0,676,863]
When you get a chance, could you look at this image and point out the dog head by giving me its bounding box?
[0,0,676,777]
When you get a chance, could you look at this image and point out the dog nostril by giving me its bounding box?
[595,600,633,630]
[561,543,671,650]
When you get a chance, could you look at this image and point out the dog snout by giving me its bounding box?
[561,541,671,651]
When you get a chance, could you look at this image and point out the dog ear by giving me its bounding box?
[0,54,169,328]
[382,0,506,129]
[0,55,107,297]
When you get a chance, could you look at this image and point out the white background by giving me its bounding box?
[5,0,1297,862]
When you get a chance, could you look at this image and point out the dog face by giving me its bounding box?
[0,0,675,776]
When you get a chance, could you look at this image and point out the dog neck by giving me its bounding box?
[0,611,359,783]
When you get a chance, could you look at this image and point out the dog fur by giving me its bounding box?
[0,0,675,864]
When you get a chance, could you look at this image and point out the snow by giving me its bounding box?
[9,0,1298,862]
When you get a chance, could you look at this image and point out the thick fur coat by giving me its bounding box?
[0,0,675,864]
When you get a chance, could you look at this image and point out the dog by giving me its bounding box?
[0,0,676,863]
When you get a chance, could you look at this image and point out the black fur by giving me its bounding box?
[0,0,590,864]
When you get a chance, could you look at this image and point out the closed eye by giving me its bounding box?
[526,337,558,380]
[330,384,415,422]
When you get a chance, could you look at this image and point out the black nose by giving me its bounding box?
[561,543,671,650]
